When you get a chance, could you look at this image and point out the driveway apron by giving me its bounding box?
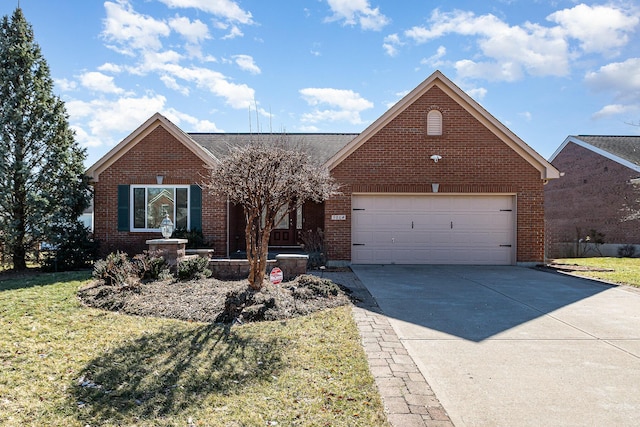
[351,265,640,427]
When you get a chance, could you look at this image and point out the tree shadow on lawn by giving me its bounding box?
[71,321,285,424]
[0,269,91,292]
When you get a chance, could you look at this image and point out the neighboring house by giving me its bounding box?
[86,70,559,266]
[80,199,94,233]
[545,135,640,257]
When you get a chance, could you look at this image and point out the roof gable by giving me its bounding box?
[86,113,217,182]
[324,70,559,180]
[550,135,640,173]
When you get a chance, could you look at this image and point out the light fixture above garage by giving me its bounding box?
[430,154,442,163]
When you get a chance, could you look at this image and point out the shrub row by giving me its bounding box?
[92,251,211,287]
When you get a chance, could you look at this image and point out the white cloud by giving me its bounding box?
[301,109,366,124]
[420,45,447,68]
[519,111,532,121]
[585,58,640,118]
[158,0,253,24]
[67,94,168,147]
[137,50,184,74]
[70,125,100,148]
[465,86,487,101]
[160,64,256,109]
[383,33,402,57]
[97,63,123,73]
[233,54,261,74]
[79,71,125,94]
[405,9,569,81]
[221,25,244,39]
[299,87,374,124]
[68,95,221,151]
[547,4,639,55]
[160,75,190,95]
[455,59,526,82]
[98,1,256,111]
[300,88,373,111]
[168,15,210,44]
[384,90,409,109]
[325,0,389,31]
[403,4,638,82]
[163,108,222,132]
[54,78,77,92]
[102,1,171,54]
[592,103,639,120]
[585,58,640,99]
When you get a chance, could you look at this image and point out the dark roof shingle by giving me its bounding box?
[574,135,640,166]
[188,133,358,165]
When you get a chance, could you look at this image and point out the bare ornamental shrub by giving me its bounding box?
[300,228,327,269]
[92,251,137,288]
[618,244,636,258]
[204,139,339,290]
[576,228,605,257]
[133,250,171,281]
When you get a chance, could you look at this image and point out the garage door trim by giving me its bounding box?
[351,193,517,265]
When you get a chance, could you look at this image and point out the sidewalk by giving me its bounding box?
[321,270,453,427]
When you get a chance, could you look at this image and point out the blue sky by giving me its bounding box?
[2,0,639,166]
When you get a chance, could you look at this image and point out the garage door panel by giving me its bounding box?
[352,195,514,265]
[451,230,511,245]
[415,213,449,227]
[428,231,452,245]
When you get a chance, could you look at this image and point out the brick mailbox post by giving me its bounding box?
[146,238,189,269]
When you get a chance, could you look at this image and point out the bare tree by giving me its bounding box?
[205,136,339,290]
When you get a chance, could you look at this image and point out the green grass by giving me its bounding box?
[552,257,640,287]
[0,271,388,426]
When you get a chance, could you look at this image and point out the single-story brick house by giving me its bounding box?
[545,135,640,257]
[87,70,559,265]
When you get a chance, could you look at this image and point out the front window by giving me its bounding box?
[131,185,189,231]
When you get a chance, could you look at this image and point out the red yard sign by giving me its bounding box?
[269,267,283,285]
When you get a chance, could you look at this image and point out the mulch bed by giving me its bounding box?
[77,274,353,324]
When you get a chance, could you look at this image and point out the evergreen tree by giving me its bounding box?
[0,8,90,270]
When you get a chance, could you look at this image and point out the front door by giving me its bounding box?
[269,205,300,246]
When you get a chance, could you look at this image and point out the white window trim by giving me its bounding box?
[130,184,190,232]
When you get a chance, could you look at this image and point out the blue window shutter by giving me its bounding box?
[117,185,130,231]
[190,185,202,231]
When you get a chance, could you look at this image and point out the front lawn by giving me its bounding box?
[0,271,388,426]
[550,257,640,287]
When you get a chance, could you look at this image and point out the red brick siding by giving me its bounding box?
[93,125,227,256]
[326,85,546,263]
[545,142,640,254]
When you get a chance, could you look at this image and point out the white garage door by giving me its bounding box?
[351,194,515,265]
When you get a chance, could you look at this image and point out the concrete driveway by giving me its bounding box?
[351,265,640,427]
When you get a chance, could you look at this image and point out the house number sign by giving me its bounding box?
[331,214,346,221]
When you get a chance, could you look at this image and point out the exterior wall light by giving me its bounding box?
[430,155,442,163]
[160,213,174,239]
[156,174,164,185]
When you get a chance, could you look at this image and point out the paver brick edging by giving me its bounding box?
[319,270,454,427]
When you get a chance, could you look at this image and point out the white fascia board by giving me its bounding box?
[551,136,640,173]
